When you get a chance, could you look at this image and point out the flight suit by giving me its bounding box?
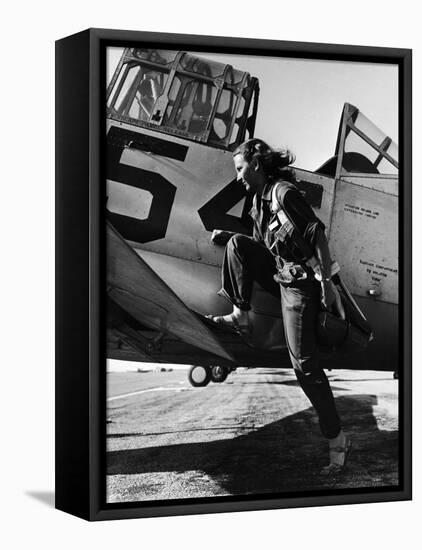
[218,181,341,439]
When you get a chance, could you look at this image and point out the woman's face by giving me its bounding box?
[233,154,264,194]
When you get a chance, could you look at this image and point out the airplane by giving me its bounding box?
[106,47,399,387]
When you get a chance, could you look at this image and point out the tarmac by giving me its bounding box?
[106,367,399,503]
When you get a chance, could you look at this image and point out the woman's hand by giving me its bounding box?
[320,280,336,311]
[211,230,234,246]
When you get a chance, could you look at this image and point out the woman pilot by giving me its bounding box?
[207,138,351,475]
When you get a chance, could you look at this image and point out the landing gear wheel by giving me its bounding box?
[188,365,211,387]
[210,365,228,383]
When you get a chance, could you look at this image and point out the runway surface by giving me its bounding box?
[106,367,399,503]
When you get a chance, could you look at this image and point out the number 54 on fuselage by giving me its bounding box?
[106,48,399,380]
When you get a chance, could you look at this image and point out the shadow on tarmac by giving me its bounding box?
[107,394,399,494]
[232,379,349,392]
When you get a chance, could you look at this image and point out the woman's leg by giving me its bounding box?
[280,281,341,439]
[218,234,280,310]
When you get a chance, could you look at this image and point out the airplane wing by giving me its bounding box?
[107,221,235,363]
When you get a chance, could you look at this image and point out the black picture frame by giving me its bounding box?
[55,28,412,521]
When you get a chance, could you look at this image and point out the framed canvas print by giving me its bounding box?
[55,28,412,521]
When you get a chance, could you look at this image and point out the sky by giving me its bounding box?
[106,47,398,171]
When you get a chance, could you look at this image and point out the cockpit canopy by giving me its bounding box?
[107,48,259,151]
[317,103,398,177]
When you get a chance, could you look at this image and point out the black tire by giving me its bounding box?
[188,365,211,387]
[210,365,229,383]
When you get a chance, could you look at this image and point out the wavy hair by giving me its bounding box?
[233,138,296,184]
